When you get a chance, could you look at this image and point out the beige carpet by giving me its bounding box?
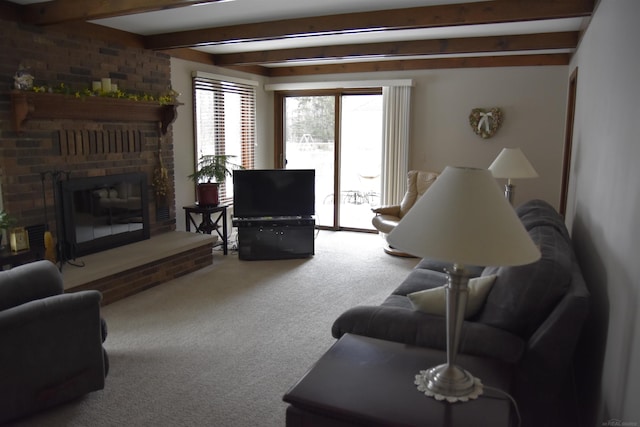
[9,231,418,427]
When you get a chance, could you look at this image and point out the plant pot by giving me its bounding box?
[197,182,220,207]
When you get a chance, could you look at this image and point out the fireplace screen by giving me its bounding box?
[59,173,150,258]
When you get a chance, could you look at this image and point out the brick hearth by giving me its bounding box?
[64,232,215,306]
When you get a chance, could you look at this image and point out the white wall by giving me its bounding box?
[567,0,640,425]
[171,55,569,226]
[270,66,568,207]
[170,58,272,230]
[409,67,567,207]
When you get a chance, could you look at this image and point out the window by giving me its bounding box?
[193,72,257,203]
[274,89,383,231]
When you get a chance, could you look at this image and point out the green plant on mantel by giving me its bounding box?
[0,210,16,231]
[26,83,179,105]
[188,154,244,183]
[0,210,16,247]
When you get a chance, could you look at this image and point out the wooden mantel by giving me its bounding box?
[10,90,180,134]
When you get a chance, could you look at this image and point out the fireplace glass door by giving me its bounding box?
[59,173,150,258]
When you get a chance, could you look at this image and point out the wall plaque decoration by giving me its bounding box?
[469,108,503,139]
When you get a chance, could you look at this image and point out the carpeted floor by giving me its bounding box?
[9,230,418,427]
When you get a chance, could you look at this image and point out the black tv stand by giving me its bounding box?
[232,216,315,260]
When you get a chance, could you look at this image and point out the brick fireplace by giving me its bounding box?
[0,18,177,247]
[0,16,216,304]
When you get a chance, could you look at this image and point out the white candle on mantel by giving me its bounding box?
[101,78,111,92]
[111,83,118,93]
[92,81,102,91]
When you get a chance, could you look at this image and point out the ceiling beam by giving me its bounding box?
[162,48,272,76]
[160,48,216,66]
[48,21,146,48]
[213,31,579,66]
[22,0,222,25]
[267,53,572,77]
[144,0,594,50]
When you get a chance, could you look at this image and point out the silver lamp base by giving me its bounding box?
[415,364,483,402]
[413,265,484,402]
[504,182,515,205]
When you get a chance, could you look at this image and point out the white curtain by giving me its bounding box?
[381,85,411,205]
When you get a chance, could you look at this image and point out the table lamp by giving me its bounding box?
[387,166,540,402]
[488,148,538,204]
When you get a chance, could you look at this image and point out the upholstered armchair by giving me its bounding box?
[372,170,438,255]
[0,260,107,424]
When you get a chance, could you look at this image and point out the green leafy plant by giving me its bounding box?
[27,83,179,104]
[188,154,243,183]
[0,210,16,230]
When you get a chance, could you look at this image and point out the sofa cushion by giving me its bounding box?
[371,214,400,234]
[516,199,571,242]
[408,274,497,318]
[391,268,449,296]
[398,171,438,218]
[331,303,526,364]
[399,170,419,217]
[0,261,64,311]
[415,171,438,196]
[475,225,572,338]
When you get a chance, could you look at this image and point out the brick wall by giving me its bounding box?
[0,18,176,237]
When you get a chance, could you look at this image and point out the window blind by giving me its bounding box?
[193,75,256,203]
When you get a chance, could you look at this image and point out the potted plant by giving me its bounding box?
[188,154,243,206]
[0,210,16,248]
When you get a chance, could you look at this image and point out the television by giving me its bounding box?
[233,169,315,218]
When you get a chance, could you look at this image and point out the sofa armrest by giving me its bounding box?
[372,205,401,217]
[332,305,525,364]
[0,260,63,311]
[518,270,590,393]
[0,290,105,423]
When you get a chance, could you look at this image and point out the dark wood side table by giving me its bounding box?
[183,204,229,255]
[0,247,39,270]
[283,334,515,427]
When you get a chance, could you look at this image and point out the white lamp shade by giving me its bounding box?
[488,148,539,179]
[387,166,540,267]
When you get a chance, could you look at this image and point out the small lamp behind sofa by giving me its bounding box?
[489,147,538,204]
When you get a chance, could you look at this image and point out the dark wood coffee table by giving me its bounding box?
[283,334,515,427]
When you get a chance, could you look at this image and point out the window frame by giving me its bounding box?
[192,72,257,204]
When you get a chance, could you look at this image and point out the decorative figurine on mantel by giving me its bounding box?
[14,64,34,90]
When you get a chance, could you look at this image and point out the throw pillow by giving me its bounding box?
[476,225,572,338]
[408,274,497,318]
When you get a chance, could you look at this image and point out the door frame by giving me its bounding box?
[274,88,382,231]
[559,67,578,217]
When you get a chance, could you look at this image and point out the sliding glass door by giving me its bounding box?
[275,90,382,231]
[339,95,382,229]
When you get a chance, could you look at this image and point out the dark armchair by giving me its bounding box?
[0,260,107,424]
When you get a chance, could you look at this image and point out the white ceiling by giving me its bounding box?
[7,0,592,73]
[93,0,485,35]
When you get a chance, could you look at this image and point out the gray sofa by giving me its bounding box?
[0,260,107,424]
[332,199,590,427]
